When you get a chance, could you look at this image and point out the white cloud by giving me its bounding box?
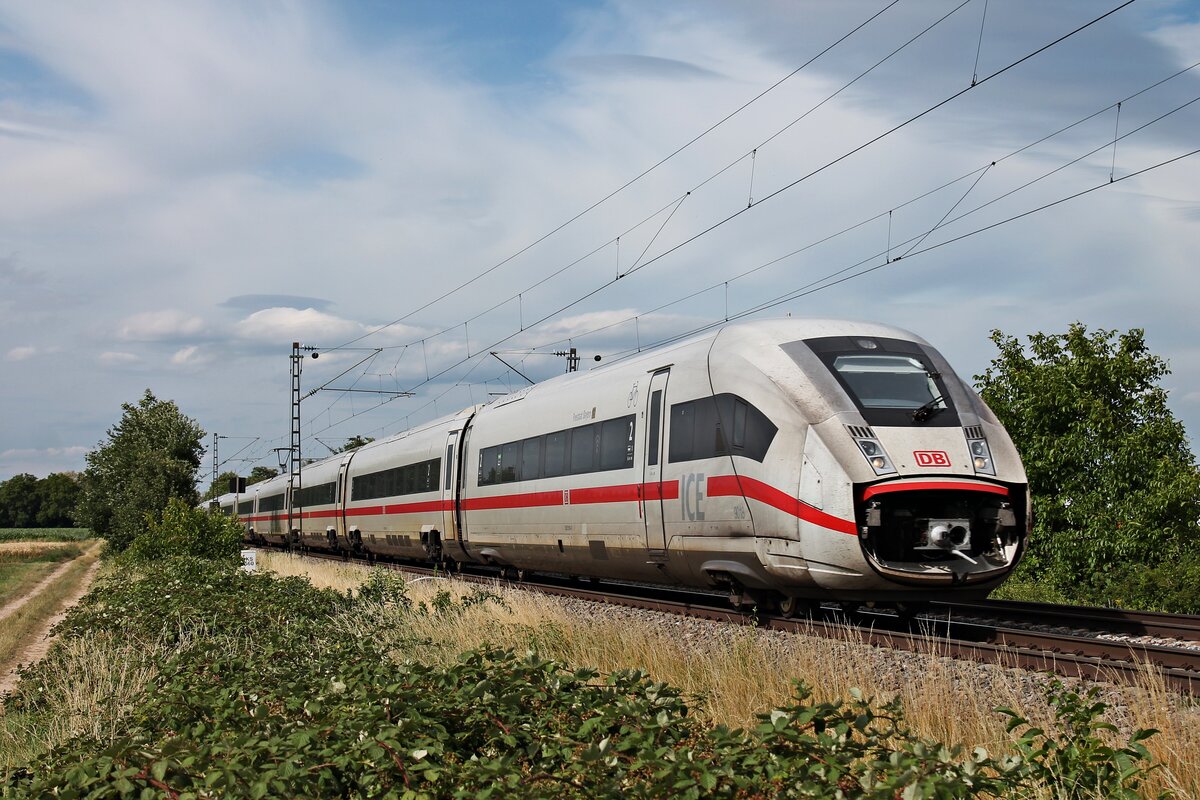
[234,307,367,344]
[233,307,423,349]
[0,445,89,478]
[6,346,36,361]
[98,351,141,366]
[169,345,211,368]
[117,309,207,341]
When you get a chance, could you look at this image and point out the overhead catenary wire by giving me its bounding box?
[294,137,1196,448]
[263,73,1194,465]
[273,1,1160,453]
[325,0,1113,378]
[324,0,903,353]
[525,62,1200,354]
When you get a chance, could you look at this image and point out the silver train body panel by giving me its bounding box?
[231,319,1028,603]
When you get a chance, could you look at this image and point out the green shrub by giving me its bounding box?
[120,498,243,565]
[0,557,1170,799]
[999,681,1166,799]
[1090,554,1200,614]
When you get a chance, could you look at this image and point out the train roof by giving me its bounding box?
[482,317,931,402]
[241,318,931,490]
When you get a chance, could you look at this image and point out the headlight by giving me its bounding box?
[967,437,995,476]
[855,437,896,475]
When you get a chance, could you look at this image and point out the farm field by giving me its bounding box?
[0,529,94,544]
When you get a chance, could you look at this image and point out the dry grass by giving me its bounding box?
[257,550,368,594]
[263,552,1199,798]
[0,631,165,767]
[0,544,101,681]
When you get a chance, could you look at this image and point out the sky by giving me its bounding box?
[1,0,1198,484]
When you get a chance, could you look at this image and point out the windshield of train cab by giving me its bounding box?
[803,335,960,427]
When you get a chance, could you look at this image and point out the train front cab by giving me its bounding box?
[799,333,1027,596]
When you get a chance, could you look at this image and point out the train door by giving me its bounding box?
[336,454,353,546]
[442,430,460,543]
[642,369,670,552]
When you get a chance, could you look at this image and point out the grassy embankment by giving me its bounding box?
[0,547,1193,797]
[261,551,1200,798]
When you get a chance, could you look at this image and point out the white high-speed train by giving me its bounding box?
[216,319,1029,610]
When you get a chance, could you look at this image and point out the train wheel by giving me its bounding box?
[515,569,528,583]
[779,596,812,618]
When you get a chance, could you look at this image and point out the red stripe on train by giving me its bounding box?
[241,475,859,537]
[707,475,857,536]
[861,480,1008,501]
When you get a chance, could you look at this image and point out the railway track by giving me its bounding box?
[263,545,1200,695]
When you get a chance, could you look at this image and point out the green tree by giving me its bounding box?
[247,466,278,486]
[77,390,206,552]
[0,473,41,528]
[975,324,1200,603]
[338,435,374,452]
[36,472,81,527]
[202,470,241,502]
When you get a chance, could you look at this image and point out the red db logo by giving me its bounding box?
[914,450,951,467]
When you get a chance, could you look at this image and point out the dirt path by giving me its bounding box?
[0,545,103,698]
[0,542,99,624]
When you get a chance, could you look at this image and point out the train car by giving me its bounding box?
[453,318,1027,607]
[341,408,478,561]
[240,319,1026,610]
[245,473,291,546]
[208,492,238,516]
[289,456,339,552]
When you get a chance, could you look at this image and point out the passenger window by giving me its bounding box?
[570,424,597,474]
[600,416,635,470]
[521,437,542,481]
[647,390,662,466]
[500,441,521,483]
[668,394,776,463]
[479,446,501,486]
[544,430,568,477]
[669,402,696,462]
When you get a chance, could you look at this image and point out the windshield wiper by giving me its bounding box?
[912,395,945,423]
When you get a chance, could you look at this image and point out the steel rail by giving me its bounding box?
[932,598,1200,642]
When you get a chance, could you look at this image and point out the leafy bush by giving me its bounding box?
[0,558,1169,799]
[1091,554,1200,614]
[120,499,244,565]
[1000,681,1166,800]
[44,556,352,650]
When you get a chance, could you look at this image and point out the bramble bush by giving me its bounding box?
[118,498,245,566]
[0,557,1169,798]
